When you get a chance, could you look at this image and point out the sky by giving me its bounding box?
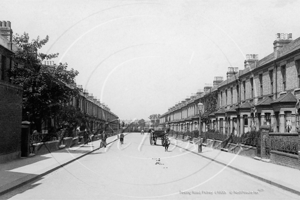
[2,0,300,120]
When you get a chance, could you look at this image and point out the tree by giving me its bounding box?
[56,105,86,137]
[10,33,80,132]
[138,119,146,129]
[201,91,218,125]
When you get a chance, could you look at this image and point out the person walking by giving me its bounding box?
[120,131,125,144]
[163,134,170,151]
[100,131,107,148]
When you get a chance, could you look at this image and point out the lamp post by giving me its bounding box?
[198,102,204,153]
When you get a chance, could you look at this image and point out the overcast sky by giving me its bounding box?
[2,0,300,120]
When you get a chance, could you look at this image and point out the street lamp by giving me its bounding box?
[198,102,204,153]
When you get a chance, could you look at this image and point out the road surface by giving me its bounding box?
[1,133,299,200]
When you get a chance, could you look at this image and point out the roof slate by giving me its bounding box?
[215,107,225,115]
[272,92,297,104]
[240,101,252,109]
[226,105,237,113]
[256,96,273,106]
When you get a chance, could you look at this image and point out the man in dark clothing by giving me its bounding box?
[120,132,124,144]
[120,127,125,144]
[101,131,107,148]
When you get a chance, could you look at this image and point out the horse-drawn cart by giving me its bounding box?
[149,130,166,145]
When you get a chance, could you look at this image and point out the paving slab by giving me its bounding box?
[0,134,122,196]
[173,138,300,196]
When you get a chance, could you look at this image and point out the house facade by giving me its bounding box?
[0,21,119,162]
[0,21,23,162]
[160,33,300,136]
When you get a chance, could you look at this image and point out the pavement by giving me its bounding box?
[0,133,300,198]
[173,138,300,196]
[0,134,121,196]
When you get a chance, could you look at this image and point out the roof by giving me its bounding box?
[215,107,225,115]
[279,37,300,58]
[209,111,216,116]
[225,105,237,113]
[256,96,273,106]
[239,101,252,109]
[214,37,300,89]
[272,92,297,104]
[201,112,211,118]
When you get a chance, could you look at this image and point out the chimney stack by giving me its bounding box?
[0,21,13,50]
[244,54,258,69]
[213,76,223,87]
[204,87,212,93]
[83,89,88,96]
[273,33,292,58]
[226,67,239,79]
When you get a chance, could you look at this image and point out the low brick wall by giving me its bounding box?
[33,140,60,155]
[238,144,256,158]
[93,134,100,141]
[206,139,214,148]
[228,143,240,154]
[78,136,84,144]
[270,150,299,169]
[223,143,256,158]
[71,137,79,147]
[269,133,298,155]
[213,140,222,149]
[63,137,73,148]
[204,130,300,170]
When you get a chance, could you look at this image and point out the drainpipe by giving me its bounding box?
[274,61,278,99]
[236,76,241,136]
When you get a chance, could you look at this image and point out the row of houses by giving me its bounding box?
[64,85,119,133]
[0,21,118,162]
[160,33,300,136]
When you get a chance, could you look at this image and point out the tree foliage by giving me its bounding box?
[138,119,146,128]
[56,105,87,137]
[10,33,80,131]
[201,91,218,124]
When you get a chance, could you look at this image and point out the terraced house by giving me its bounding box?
[0,21,22,162]
[160,33,300,137]
[0,21,119,162]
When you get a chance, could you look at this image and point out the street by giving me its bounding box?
[1,133,299,200]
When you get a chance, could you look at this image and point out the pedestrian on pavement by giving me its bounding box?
[163,134,170,152]
[120,131,125,144]
[101,131,107,148]
[83,130,91,145]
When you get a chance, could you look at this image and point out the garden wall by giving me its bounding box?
[0,81,23,162]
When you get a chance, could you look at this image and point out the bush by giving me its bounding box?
[193,130,199,138]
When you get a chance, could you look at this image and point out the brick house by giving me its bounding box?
[160,33,300,136]
[0,21,23,162]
